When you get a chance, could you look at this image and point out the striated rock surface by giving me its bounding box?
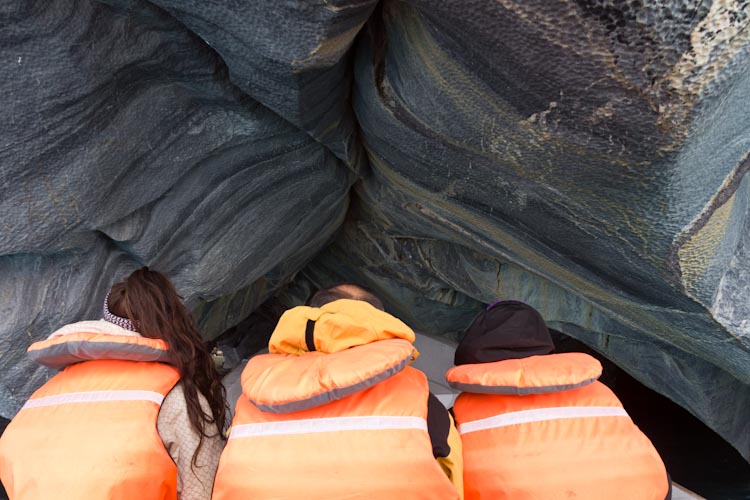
[1,0,749,461]
[343,0,750,459]
[0,0,353,413]
[131,0,378,167]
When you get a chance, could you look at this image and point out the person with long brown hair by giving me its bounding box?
[0,267,227,500]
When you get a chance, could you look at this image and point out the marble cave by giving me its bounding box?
[1,0,749,495]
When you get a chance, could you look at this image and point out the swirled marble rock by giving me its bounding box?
[333,0,749,460]
[0,0,353,414]
[141,0,378,167]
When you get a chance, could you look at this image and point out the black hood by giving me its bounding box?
[454,300,555,365]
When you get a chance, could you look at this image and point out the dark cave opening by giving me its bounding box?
[553,333,750,499]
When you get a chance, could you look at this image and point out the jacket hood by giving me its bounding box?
[269,299,416,355]
[454,300,554,365]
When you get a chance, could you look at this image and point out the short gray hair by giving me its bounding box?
[308,284,384,310]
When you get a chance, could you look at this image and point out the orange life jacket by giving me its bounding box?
[213,301,459,500]
[0,327,180,500]
[447,353,669,500]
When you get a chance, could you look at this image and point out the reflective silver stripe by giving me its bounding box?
[22,390,165,409]
[459,406,629,435]
[229,416,428,439]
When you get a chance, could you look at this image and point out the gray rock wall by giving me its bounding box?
[0,0,353,414]
[133,0,378,167]
[343,1,750,458]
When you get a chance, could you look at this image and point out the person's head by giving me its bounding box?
[308,283,385,311]
[106,267,227,462]
[454,300,554,365]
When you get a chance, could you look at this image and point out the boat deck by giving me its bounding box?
[673,483,706,500]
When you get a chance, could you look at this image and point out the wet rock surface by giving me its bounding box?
[1,0,749,464]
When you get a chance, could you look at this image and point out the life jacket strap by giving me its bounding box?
[228,415,428,439]
[22,390,167,410]
[305,319,316,352]
[458,405,629,435]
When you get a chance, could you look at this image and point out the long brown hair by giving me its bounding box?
[108,267,227,464]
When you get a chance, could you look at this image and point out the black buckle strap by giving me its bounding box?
[305,319,316,352]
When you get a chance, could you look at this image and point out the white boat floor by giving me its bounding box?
[673,483,706,500]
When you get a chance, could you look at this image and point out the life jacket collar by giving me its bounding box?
[242,338,416,413]
[28,321,173,370]
[446,352,602,395]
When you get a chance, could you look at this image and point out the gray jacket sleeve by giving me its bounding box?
[157,383,225,500]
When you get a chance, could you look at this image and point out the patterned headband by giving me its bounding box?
[103,291,139,332]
